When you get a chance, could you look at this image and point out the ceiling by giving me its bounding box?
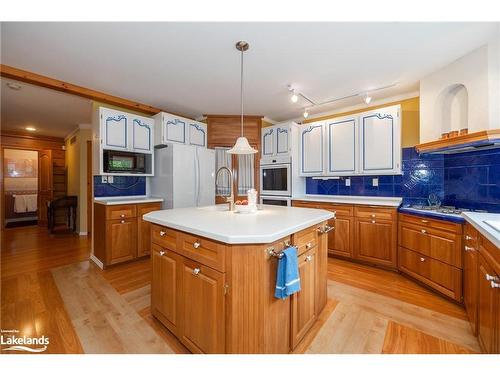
[1,78,92,138]
[1,22,498,122]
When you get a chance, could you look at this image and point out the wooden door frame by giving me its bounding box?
[87,140,93,236]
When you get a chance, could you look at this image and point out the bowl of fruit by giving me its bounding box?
[234,200,257,214]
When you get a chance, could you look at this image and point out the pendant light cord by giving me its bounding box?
[240,48,244,136]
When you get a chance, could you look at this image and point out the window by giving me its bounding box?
[237,154,255,195]
[215,147,232,196]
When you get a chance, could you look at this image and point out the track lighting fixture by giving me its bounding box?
[363,93,372,105]
[303,109,309,118]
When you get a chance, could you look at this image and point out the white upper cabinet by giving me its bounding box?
[326,116,357,175]
[299,122,325,176]
[154,112,207,147]
[101,107,154,154]
[276,125,290,155]
[359,105,401,175]
[262,127,275,157]
[261,122,291,160]
[188,121,207,147]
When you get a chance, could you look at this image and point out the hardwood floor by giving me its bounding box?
[1,225,481,354]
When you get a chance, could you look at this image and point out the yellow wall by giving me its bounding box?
[302,97,420,147]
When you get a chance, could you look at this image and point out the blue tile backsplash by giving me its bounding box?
[306,147,500,213]
[94,176,146,197]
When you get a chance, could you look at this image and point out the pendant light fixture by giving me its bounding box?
[227,41,258,155]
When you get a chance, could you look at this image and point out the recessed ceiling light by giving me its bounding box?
[6,82,22,90]
[25,127,36,132]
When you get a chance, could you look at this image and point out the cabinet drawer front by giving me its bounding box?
[151,224,177,251]
[464,222,479,249]
[318,203,354,217]
[177,233,226,272]
[398,247,462,301]
[106,205,137,219]
[399,213,462,234]
[292,200,320,209]
[293,226,318,256]
[355,206,396,220]
[399,223,462,268]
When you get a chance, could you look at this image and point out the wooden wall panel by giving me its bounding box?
[206,115,262,148]
[1,132,65,151]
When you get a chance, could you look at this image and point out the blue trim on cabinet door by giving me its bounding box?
[301,124,323,174]
[132,119,151,151]
[263,128,274,156]
[166,118,186,143]
[276,127,289,154]
[189,123,206,146]
[105,115,128,149]
[327,119,356,173]
[362,113,394,171]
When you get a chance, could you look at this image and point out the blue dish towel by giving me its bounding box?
[274,246,301,299]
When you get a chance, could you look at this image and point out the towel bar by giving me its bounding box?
[266,240,295,259]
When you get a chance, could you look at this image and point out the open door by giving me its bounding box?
[38,150,53,226]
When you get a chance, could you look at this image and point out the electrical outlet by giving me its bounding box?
[108,176,114,183]
[345,178,351,187]
[372,178,379,187]
[101,176,108,183]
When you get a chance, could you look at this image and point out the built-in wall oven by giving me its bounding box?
[260,162,291,196]
[260,196,291,206]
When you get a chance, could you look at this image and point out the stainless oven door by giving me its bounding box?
[260,163,291,196]
[260,196,291,206]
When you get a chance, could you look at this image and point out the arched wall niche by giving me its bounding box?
[434,84,469,135]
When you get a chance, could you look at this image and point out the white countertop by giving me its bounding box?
[143,205,334,244]
[462,212,500,249]
[94,196,164,205]
[293,194,403,207]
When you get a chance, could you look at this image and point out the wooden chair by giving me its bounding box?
[47,196,77,234]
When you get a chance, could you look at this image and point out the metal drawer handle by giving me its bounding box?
[317,225,334,234]
[465,235,473,241]
[421,229,427,234]
[193,267,201,275]
[159,250,165,256]
[159,230,166,237]
[464,246,474,252]
[306,242,312,250]
[305,255,313,262]
[421,219,429,223]
[486,274,499,282]
[120,220,125,224]
[193,241,201,249]
[491,281,500,289]
[420,257,425,262]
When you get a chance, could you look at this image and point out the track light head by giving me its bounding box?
[363,93,372,105]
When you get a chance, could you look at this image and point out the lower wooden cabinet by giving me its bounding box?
[151,244,180,335]
[355,217,397,268]
[463,223,479,335]
[291,248,317,348]
[328,216,353,258]
[93,202,162,267]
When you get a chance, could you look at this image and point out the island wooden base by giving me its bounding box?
[150,220,329,353]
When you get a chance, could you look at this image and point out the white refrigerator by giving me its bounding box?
[150,143,215,209]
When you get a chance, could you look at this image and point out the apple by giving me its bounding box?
[235,200,242,205]
[241,200,248,205]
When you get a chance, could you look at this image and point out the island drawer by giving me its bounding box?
[177,232,226,272]
[399,213,462,234]
[319,203,354,217]
[106,204,137,220]
[293,226,318,256]
[355,206,396,221]
[151,224,177,251]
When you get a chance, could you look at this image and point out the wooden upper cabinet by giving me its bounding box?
[206,115,261,148]
[355,217,397,268]
[326,116,357,175]
[106,218,137,265]
[151,244,180,335]
[179,258,225,354]
[359,105,401,175]
[463,223,479,335]
[137,203,162,257]
[299,122,325,176]
[291,248,317,349]
[477,253,498,353]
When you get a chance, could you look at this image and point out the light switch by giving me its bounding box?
[372,178,379,187]
[108,176,114,183]
[345,178,351,187]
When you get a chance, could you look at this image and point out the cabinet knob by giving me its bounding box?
[371,214,376,218]
[120,214,125,218]
[491,281,500,289]
[120,220,125,224]
[420,257,425,262]
[421,229,427,234]
[159,250,165,256]
[421,219,429,224]
[486,274,499,282]
[159,230,166,237]
[371,220,376,224]
[193,241,201,249]
[193,267,201,275]
[305,255,313,262]
[465,235,472,240]
[464,246,474,252]
[306,242,312,250]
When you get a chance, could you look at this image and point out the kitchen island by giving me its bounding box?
[143,205,334,354]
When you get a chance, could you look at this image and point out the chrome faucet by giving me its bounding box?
[216,166,235,211]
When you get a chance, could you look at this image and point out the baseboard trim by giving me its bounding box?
[90,254,104,269]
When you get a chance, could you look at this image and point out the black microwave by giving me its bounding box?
[103,150,146,174]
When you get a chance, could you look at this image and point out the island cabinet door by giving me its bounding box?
[354,218,397,268]
[106,218,137,265]
[151,244,180,335]
[477,253,498,354]
[291,248,317,349]
[463,224,479,335]
[179,258,225,354]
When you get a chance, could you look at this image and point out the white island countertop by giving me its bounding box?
[462,212,500,249]
[94,196,164,205]
[293,194,402,207]
[143,205,334,244]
